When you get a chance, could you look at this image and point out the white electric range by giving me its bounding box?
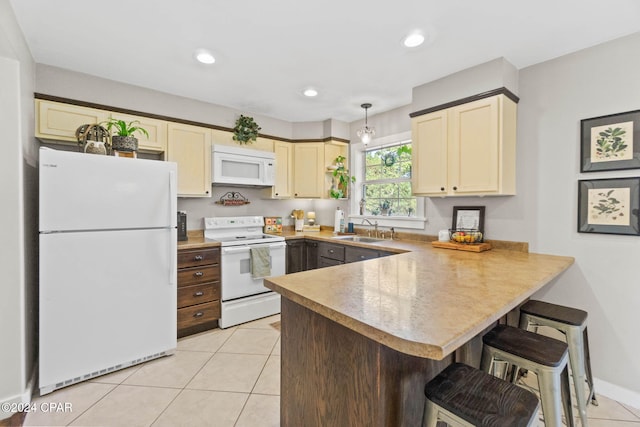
[204,216,285,328]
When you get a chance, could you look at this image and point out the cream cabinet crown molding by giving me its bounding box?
[34,93,349,144]
[409,87,519,119]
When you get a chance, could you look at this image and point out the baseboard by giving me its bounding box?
[0,363,36,422]
[595,377,640,410]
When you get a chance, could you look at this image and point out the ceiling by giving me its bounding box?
[9,0,640,123]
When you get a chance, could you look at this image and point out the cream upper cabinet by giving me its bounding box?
[266,141,293,198]
[411,94,517,197]
[167,123,212,197]
[105,112,167,153]
[293,143,325,198]
[36,100,105,142]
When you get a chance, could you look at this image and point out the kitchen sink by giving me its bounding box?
[333,235,384,243]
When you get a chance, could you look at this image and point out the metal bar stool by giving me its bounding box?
[481,324,574,427]
[519,300,597,427]
[423,362,540,427]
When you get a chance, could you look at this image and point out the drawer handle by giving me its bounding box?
[194,255,204,261]
[453,186,458,191]
[194,271,204,277]
[193,312,204,318]
[194,291,204,297]
[360,255,366,259]
[328,249,334,253]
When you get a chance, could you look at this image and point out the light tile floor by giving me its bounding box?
[22,315,640,426]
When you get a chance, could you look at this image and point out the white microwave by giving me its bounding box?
[211,144,276,187]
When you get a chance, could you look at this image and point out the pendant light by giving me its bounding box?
[357,103,375,145]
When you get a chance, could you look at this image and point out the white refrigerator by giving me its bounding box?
[39,148,178,395]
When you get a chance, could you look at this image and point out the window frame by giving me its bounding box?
[349,131,426,229]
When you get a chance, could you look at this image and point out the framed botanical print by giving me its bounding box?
[580,110,640,172]
[578,178,640,235]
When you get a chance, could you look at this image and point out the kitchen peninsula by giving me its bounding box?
[264,239,574,426]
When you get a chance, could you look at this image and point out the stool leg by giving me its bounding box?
[422,399,439,427]
[584,327,598,406]
[561,365,576,427]
[480,346,495,375]
[566,327,589,426]
[537,369,565,427]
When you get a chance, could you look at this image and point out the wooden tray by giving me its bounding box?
[431,241,492,252]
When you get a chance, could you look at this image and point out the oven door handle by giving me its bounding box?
[221,243,285,254]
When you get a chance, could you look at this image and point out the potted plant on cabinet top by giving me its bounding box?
[102,118,149,153]
[329,155,356,199]
[232,115,261,145]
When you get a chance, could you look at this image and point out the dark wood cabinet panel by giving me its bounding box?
[318,257,344,268]
[177,246,221,337]
[345,246,380,263]
[177,301,221,330]
[286,240,306,274]
[177,281,220,309]
[177,265,221,287]
[317,242,345,261]
[177,247,220,268]
[305,240,318,270]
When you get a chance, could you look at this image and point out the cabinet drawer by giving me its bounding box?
[319,257,344,268]
[318,243,345,261]
[177,282,220,309]
[178,247,220,268]
[178,265,220,287]
[177,301,220,330]
[345,246,380,263]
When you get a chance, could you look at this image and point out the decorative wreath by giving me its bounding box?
[232,115,261,144]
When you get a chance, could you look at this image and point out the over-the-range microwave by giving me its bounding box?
[211,144,275,187]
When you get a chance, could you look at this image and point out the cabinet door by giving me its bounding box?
[411,110,448,196]
[293,143,324,198]
[305,240,318,270]
[286,240,306,274]
[36,100,105,142]
[106,112,167,153]
[272,141,293,198]
[167,123,212,197]
[448,96,500,195]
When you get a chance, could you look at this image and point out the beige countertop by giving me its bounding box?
[264,231,574,360]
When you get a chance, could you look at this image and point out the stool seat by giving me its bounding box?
[520,300,587,326]
[424,363,539,427]
[483,324,568,367]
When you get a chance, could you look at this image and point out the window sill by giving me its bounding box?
[348,215,426,230]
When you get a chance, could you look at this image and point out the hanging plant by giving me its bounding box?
[232,115,261,144]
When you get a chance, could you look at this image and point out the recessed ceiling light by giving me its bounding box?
[403,33,425,48]
[303,88,318,97]
[195,49,215,64]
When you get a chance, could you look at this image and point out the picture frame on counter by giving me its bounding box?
[452,206,485,234]
[578,177,640,236]
[580,109,640,172]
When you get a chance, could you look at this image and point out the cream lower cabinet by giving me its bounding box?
[167,123,212,197]
[411,94,516,197]
[293,143,325,198]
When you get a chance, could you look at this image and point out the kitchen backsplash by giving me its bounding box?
[177,186,349,230]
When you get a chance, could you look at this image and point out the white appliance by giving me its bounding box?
[211,144,276,187]
[38,148,178,395]
[204,216,285,328]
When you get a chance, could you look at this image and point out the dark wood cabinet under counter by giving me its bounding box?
[177,247,221,337]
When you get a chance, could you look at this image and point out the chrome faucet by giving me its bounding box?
[361,218,378,238]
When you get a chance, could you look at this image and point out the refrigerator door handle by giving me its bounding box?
[169,170,177,222]
[169,170,177,286]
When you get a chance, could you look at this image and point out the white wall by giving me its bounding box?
[0,0,37,416]
[521,32,640,403]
